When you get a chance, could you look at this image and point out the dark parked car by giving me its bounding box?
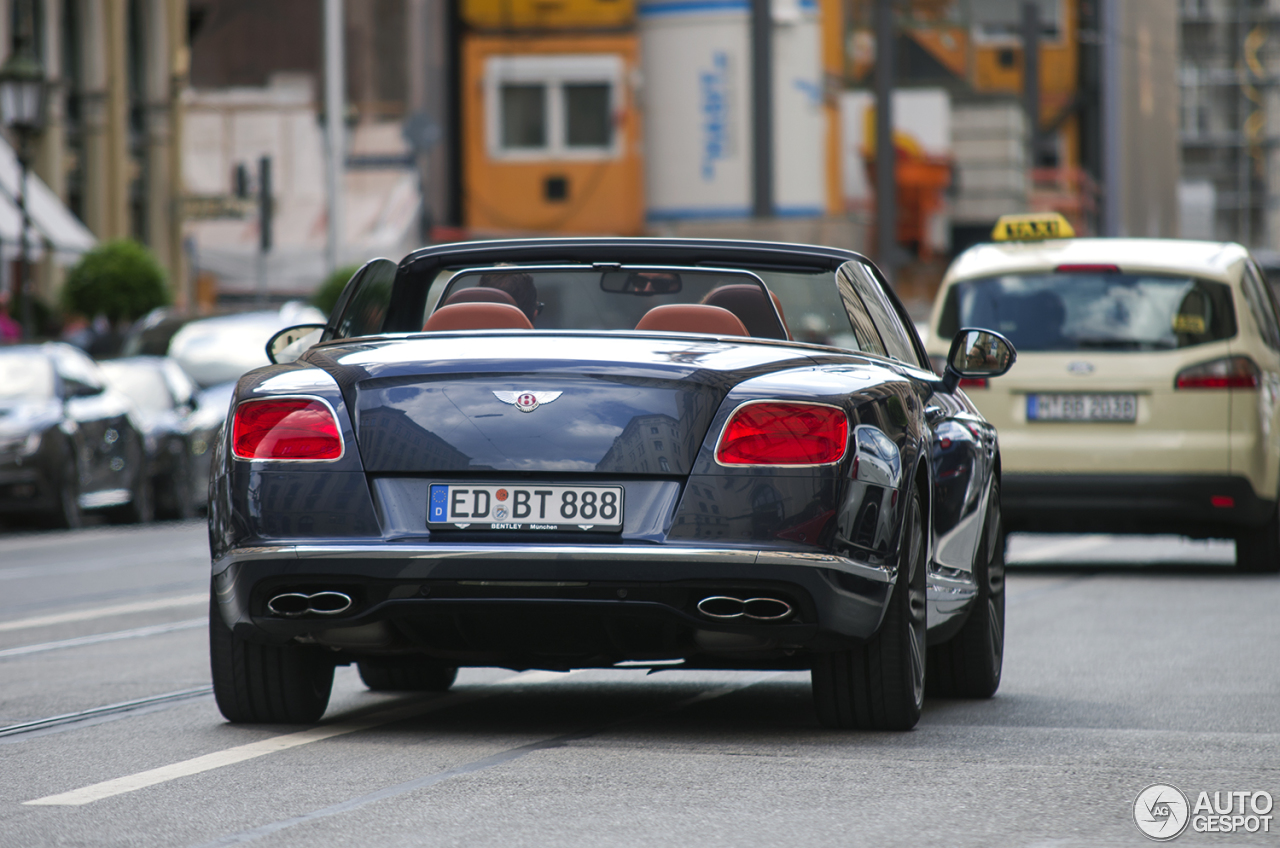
[208,239,1014,730]
[0,343,152,528]
[99,356,203,519]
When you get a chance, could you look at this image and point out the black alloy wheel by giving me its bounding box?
[1236,499,1280,573]
[209,591,335,723]
[357,660,458,692]
[812,487,927,730]
[927,479,1006,698]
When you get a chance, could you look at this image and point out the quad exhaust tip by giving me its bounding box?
[267,591,353,618]
[696,595,793,622]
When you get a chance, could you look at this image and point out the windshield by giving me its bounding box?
[0,354,54,401]
[938,272,1237,352]
[415,265,885,352]
[433,267,789,338]
[99,362,174,414]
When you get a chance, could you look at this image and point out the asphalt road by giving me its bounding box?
[0,523,1276,848]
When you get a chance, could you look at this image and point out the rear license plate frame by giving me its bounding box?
[1026,393,1138,422]
[427,483,624,532]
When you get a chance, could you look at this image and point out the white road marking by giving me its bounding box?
[1007,534,1111,563]
[25,670,583,807]
[188,672,781,848]
[0,593,206,633]
[0,619,205,659]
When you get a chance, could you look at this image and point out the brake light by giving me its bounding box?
[1055,264,1121,274]
[958,377,989,389]
[716,402,848,465]
[232,398,343,460]
[1174,357,1260,390]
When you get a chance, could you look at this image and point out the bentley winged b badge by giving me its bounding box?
[493,390,563,413]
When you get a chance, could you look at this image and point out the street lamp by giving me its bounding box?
[0,0,46,340]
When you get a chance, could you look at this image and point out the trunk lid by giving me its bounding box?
[312,334,821,474]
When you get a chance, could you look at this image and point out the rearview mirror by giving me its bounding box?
[601,270,683,295]
[943,328,1016,392]
[266,324,326,364]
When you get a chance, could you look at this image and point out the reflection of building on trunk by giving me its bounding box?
[596,413,684,474]
[358,407,471,471]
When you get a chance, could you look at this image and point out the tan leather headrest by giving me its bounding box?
[423,302,533,332]
[769,291,792,339]
[443,287,519,308]
[634,304,749,337]
[700,284,787,339]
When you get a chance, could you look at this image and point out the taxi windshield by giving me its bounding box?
[938,272,1236,352]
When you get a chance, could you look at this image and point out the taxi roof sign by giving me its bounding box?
[991,213,1075,242]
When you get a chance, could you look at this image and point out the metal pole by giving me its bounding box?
[874,0,897,283]
[324,0,345,274]
[1100,0,1121,236]
[257,156,272,306]
[750,0,773,218]
[17,135,31,339]
[1022,2,1040,172]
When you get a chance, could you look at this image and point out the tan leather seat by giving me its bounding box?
[700,284,788,339]
[423,302,533,332]
[442,287,519,308]
[634,304,749,337]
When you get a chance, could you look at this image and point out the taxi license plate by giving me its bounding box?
[428,484,624,531]
[1027,393,1137,422]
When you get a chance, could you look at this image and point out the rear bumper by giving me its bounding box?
[211,542,896,669]
[1003,473,1275,537]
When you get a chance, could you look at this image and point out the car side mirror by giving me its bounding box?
[943,328,1016,393]
[266,324,326,364]
[64,379,104,399]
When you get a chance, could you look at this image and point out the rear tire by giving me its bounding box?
[155,454,196,521]
[49,445,84,530]
[812,488,927,730]
[209,593,335,723]
[107,449,154,525]
[357,660,457,692]
[1236,501,1280,573]
[927,479,1005,697]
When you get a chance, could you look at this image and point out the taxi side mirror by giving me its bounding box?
[943,328,1017,393]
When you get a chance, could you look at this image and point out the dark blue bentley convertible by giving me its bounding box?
[207,238,1014,730]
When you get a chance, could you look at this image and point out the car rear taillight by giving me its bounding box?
[958,377,989,389]
[232,398,343,460]
[715,402,848,466]
[1174,356,1260,390]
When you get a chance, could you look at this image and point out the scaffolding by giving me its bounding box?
[1180,0,1280,247]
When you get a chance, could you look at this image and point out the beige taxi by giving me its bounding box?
[926,213,1280,571]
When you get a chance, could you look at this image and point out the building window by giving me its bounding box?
[486,54,623,160]
[970,0,1061,43]
[500,84,547,149]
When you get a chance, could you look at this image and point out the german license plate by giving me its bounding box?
[428,484,624,531]
[1027,393,1137,422]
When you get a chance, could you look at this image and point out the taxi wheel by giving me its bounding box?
[209,593,335,723]
[812,488,926,730]
[1236,502,1280,573]
[927,480,1005,697]
[357,660,457,692]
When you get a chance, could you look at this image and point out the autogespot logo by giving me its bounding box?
[1134,784,1191,841]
